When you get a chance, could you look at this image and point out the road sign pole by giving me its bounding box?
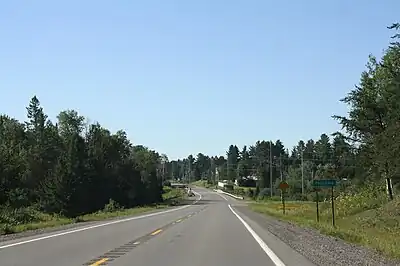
[278,181,289,215]
[331,186,335,227]
[316,190,320,223]
[313,179,337,224]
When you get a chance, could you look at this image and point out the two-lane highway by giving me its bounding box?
[0,187,316,266]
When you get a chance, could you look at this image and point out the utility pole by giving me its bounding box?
[280,155,283,181]
[270,141,273,197]
[162,162,165,182]
[227,160,229,181]
[301,149,304,195]
[279,154,283,201]
[188,162,192,184]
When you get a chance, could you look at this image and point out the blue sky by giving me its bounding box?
[0,1,398,160]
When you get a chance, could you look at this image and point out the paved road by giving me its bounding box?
[0,187,316,266]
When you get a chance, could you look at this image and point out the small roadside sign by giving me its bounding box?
[278,181,289,215]
[313,179,337,227]
[313,179,337,188]
[278,181,289,190]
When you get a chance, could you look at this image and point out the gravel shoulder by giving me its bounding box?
[235,205,400,266]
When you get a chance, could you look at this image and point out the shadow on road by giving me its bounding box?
[184,199,223,205]
[169,198,224,206]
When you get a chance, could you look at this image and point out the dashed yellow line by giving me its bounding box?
[150,229,163,236]
[90,258,108,266]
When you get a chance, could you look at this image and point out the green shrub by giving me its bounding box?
[103,199,122,213]
[163,186,172,194]
[0,224,15,235]
[234,187,245,195]
[0,206,38,225]
[247,188,255,198]
[335,183,388,217]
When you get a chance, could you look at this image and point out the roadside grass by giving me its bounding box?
[0,187,186,235]
[249,185,400,259]
[233,186,257,200]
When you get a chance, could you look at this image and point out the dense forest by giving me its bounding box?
[168,23,400,200]
[1,23,399,220]
[0,97,170,218]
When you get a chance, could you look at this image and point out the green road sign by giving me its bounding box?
[313,179,337,188]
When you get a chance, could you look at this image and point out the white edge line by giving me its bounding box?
[228,204,286,266]
[0,190,202,249]
[214,191,228,201]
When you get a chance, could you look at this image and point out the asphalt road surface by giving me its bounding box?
[0,187,316,266]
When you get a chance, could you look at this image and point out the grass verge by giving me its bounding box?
[0,187,186,235]
[249,188,400,259]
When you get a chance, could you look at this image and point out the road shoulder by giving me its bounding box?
[232,205,400,266]
[231,204,316,266]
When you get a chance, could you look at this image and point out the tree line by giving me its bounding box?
[0,97,170,218]
[167,23,400,200]
[167,134,357,200]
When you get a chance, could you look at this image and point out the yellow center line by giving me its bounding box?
[90,258,108,266]
[150,229,163,236]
